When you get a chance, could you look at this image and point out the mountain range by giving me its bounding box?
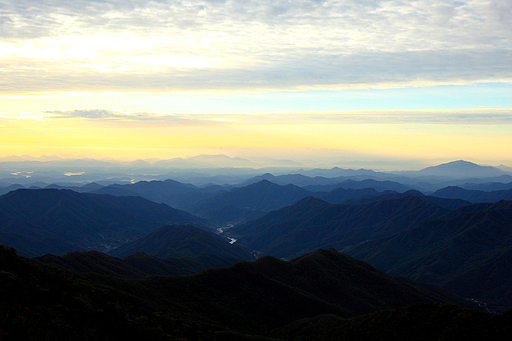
[432,185,512,203]
[0,189,207,256]
[347,200,512,310]
[232,194,454,259]
[93,178,223,209]
[36,249,238,278]
[2,159,512,339]
[2,245,496,340]
[3,158,512,191]
[37,224,255,277]
[186,179,312,224]
[93,179,413,225]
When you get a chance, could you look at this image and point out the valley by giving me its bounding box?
[1,159,512,340]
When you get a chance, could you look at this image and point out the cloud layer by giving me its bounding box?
[2,0,512,93]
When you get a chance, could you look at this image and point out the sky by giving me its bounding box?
[1,0,512,168]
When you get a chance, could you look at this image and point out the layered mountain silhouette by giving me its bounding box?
[232,194,451,259]
[0,189,207,256]
[241,173,412,192]
[1,245,486,340]
[187,179,415,225]
[462,181,512,192]
[315,187,380,204]
[347,200,512,310]
[0,184,24,196]
[433,185,512,203]
[45,182,104,193]
[339,189,471,210]
[2,159,512,339]
[90,179,313,225]
[316,178,411,193]
[187,180,313,223]
[92,178,219,209]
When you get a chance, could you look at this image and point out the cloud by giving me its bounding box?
[1,1,512,93]
[35,108,512,126]
[46,109,119,119]
[2,48,511,94]
[43,109,187,121]
[40,109,227,126]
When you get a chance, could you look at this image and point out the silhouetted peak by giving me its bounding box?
[292,196,329,207]
[291,248,340,261]
[404,189,426,197]
[433,186,469,195]
[253,254,285,267]
[252,179,277,186]
[163,179,182,184]
[450,160,475,165]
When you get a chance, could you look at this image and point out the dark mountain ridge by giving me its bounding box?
[433,185,512,203]
[462,181,512,192]
[316,187,380,204]
[190,179,313,212]
[271,303,512,341]
[242,173,412,192]
[0,189,207,256]
[347,199,512,310]
[186,179,313,224]
[0,245,480,340]
[36,249,232,278]
[232,194,451,259]
[340,189,471,210]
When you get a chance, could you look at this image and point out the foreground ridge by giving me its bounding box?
[2,245,502,340]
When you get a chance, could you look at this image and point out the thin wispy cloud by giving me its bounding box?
[39,109,221,126]
[2,0,512,93]
[6,108,512,126]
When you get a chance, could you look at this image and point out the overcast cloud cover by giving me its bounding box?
[2,0,512,93]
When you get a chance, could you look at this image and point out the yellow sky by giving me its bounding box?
[1,110,511,165]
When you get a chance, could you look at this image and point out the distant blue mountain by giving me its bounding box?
[91,179,220,209]
[462,181,512,192]
[417,160,508,178]
[188,180,313,224]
